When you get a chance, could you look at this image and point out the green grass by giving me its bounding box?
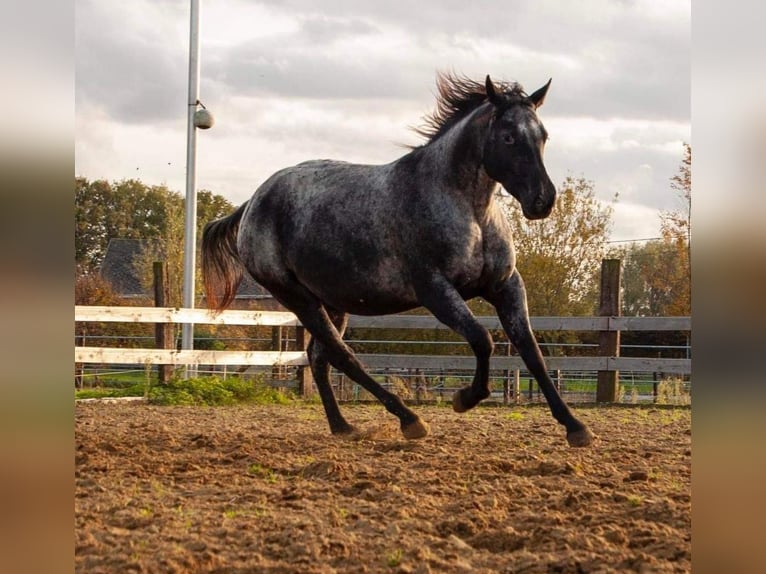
[386,549,403,568]
[149,376,295,406]
[76,375,296,407]
[247,463,279,483]
[75,384,147,400]
[504,411,525,421]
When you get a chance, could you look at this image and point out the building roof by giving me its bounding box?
[99,238,273,300]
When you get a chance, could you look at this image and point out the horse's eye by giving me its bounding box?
[503,134,515,145]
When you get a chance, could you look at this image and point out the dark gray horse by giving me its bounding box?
[202,73,594,447]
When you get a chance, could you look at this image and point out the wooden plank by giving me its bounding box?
[355,355,609,371]
[75,306,301,327]
[348,315,608,331]
[75,347,308,366]
[75,306,689,332]
[609,357,691,375]
[74,347,691,374]
[610,316,691,331]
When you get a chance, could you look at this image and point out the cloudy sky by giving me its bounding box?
[76,0,690,242]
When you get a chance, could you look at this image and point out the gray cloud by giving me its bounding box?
[76,1,188,124]
[76,0,690,241]
[205,0,689,122]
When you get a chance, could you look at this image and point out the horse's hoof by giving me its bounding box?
[452,388,470,413]
[401,418,430,440]
[331,424,357,437]
[566,426,595,448]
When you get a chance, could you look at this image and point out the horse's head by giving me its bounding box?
[482,76,556,220]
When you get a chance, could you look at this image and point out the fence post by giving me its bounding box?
[153,262,174,383]
[295,326,314,396]
[503,340,512,405]
[75,333,85,388]
[596,258,622,402]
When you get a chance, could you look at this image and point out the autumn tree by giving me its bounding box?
[498,175,614,316]
[659,142,691,315]
[610,240,687,317]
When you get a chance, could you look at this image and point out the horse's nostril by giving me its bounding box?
[534,198,545,210]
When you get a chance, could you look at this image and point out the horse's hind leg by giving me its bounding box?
[307,309,356,435]
[484,271,594,447]
[270,283,429,440]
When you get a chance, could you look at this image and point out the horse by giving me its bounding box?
[202,73,595,447]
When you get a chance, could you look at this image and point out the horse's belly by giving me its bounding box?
[306,267,420,315]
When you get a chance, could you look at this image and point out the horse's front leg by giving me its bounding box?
[484,271,595,447]
[415,274,494,412]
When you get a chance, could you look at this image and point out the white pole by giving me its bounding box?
[181,0,200,375]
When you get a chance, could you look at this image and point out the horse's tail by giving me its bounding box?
[201,201,248,312]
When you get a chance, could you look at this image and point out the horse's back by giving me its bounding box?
[237,159,418,312]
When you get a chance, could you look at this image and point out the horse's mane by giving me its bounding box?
[414,72,526,143]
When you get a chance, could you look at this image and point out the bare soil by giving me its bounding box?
[75,402,691,573]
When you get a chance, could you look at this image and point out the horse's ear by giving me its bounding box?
[485,75,501,106]
[528,78,552,109]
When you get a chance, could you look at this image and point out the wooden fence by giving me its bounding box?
[75,305,691,402]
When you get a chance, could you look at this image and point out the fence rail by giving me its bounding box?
[75,306,691,384]
[75,305,690,332]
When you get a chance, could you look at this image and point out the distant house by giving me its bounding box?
[99,238,281,310]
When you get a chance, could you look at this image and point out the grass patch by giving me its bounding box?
[386,549,403,568]
[148,376,295,406]
[247,463,279,483]
[76,373,298,406]
[75,384,147,400]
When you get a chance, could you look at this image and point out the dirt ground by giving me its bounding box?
[75,401,691,573]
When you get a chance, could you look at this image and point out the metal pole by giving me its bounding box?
[181,0,200,375]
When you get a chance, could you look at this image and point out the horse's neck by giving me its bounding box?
[422,109,497,215]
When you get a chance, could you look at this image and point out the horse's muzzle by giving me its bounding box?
[522,191,555,220]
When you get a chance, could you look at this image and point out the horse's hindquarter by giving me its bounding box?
[241,161,420,314]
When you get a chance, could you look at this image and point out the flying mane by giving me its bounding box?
[414,72,527,143]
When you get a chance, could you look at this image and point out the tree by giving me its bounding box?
[498,175,614,316]
[604,144,691,318]
[131,188,235,307]
[610,240,687,317]
[659,142,691,315]
[602,145,692,359]
[76,177,235,288]
[75,177,175,272]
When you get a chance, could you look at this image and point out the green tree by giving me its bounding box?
[132,188,234,306]
[75,177,174,272]
[76,176,235,304]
